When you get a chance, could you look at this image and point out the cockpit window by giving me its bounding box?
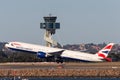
[11,43,14,46]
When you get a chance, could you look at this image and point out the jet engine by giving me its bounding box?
[37,50,64,63]
[37,51,47,58]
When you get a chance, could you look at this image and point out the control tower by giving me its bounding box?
[40,15,62,48]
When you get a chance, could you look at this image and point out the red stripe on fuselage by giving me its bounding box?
[11,42,21,47]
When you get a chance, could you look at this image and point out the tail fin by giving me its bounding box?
[96,43,114,59]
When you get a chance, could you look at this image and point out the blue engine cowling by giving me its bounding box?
[37,51,46,58]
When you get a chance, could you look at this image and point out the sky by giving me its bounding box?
[0,0,120,45]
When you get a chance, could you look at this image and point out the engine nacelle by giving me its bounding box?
[37,51,46,58]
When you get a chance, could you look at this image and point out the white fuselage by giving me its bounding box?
[5,42,103,62]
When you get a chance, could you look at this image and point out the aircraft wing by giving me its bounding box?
[37,49,65,58]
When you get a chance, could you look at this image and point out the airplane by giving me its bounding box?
[4,41,114,63]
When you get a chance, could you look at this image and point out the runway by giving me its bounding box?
[0,62,120,70]
[0,62,120,77]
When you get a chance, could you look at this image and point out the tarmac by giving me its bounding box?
[0,62,120,77]
[0,62,120,69]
